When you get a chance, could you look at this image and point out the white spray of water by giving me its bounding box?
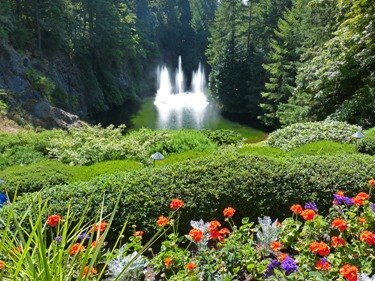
[154,57,209,129]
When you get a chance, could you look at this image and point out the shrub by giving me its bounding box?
[0,146,45,170]
[48,125,127,165]
[152,129,217,154]
[7,152,375,239]
[201,129,243,145]
[0,161,72,198]
[267,121,360,151]
[289,140,357,156]
[71,160,143,182]
[358,127,375,155]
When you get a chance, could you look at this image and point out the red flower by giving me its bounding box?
[340,264,358,281]
[92,221,108,232]
[277,253,287,261]
[271,241,282,252]
[356,192,369,200]
[209,229,224,242]
[170,199,184,210]
[189,228,203,242]
[309,241,330,256]
[336,191,345,197]
[331,236,346,248]
[157,216,170,227]
[69,243,85,256]
[290,204,303,214]
[186,263,197,270]
[83,266,97,278]
[358,217,366,224]
[301,209,316,220]
[223,207,236,217]
[332,218,348,232]
[47,215,62,227]
[209,220,221,231]
[0,261,4,269]
[219,228,231,236]
[369,179,375,187]
[134,231,144,237]
[164,257,173,268]
[360,230,375,246]
[316,260,331,271]
[10,247,22,254]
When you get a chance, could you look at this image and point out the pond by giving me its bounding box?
[94,57,267,143]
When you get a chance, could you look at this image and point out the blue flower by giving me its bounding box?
[265,259,280,278]
[54,236,62,244]
[304,201,318,211]
[333,194,354,205]
[281,256,298,276]
[77,233,90,241]
[371,203,375,213]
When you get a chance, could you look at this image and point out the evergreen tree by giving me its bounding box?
[259,0,311,127]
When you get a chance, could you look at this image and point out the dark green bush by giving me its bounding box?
[358,127,375,155]
[151,129,217,154]
[6,153,375,239]
[201,129,243,145]
[0,161,73,198]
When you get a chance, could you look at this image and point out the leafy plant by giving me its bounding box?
[267,121,360,151]
[358,127,375,156]
[201,129,243,146]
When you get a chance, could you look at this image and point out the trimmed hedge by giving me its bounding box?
[267,121,360,151]
[5,152,375,239]
[358,127,375,155]
[0,161,72,198]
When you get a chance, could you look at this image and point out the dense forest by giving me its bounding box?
[0,0,374,129]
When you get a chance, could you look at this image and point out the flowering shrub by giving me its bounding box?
[3,180,375,280]
[267,121,360,151]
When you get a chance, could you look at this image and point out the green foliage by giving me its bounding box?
[0,161,72,199]
[71,160,143,182]
[289,140,357,156]
[0,130,55,170]
[8,152,375,239]
[358,127,375,156]
[202,129,243,146]
[153,129,217,154]
[47,125,127,165]
[0,146,45,170]
[267,121,360,151]
[25,69,55,97]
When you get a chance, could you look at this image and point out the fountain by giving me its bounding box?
[154,57,209,129]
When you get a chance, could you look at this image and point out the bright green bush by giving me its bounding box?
[71,160,143,182]
[48,125,127,165]
[201,129,243,145]
[0,161,72,198]
[358,127,375,155]
[267,121,360,151]
[152,129,217,154]
[289,140,357,156]
[0,146,45,170]
[8,152,375,238]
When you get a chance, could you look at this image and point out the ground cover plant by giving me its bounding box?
[1,181,375,280]
[267,121,360,151]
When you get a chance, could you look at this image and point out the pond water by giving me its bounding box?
[94,57,267,143]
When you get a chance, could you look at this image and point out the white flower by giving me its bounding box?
[359,273,375,281]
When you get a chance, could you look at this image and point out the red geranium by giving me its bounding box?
[170,199,184,210]
[46,215,62,227]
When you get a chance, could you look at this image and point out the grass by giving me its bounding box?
[288,140,357,156]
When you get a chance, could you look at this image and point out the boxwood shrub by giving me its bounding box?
[0,161,72,199]
[358,127,375,155]
[6,152,375,240]
[267,121,360,151]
